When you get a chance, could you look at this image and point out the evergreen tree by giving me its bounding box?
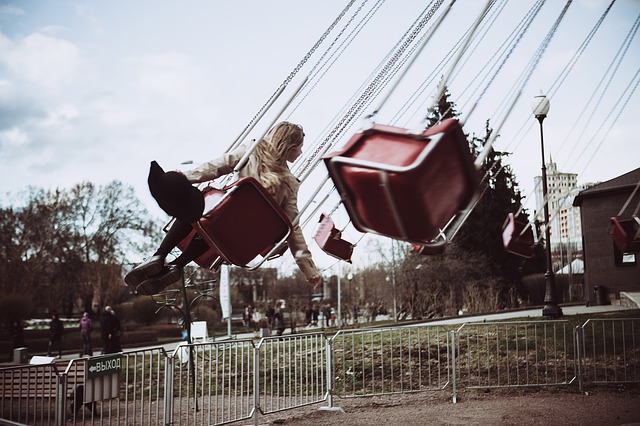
[396,86,537,311]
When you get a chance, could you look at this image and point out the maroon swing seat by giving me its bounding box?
[313,214,354,262]
[501,213,535,258]
[610,216,640,254]
[176,177,293,269]
[323,119,480,245]
[410,241,446,255]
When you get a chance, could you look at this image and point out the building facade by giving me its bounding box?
[573,167,640,303]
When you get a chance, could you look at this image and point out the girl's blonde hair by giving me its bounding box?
[253,122,304,196]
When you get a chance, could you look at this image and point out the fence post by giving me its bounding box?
[326,338,334,408]
[318,336,345,414]
[450,330,457,404]
[575,326,584,393]
[164,355,174,425]
[253,343,260,426]
[56,371,67,426]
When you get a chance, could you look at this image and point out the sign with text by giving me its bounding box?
[86,353,122,379]
[83,354,122,402]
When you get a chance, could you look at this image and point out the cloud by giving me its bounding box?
[0,127,30,150]
[126,52,211,102]
[0,5,24,16]
[1,31,82,93]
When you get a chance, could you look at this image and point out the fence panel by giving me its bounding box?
[454,321,576,389]
[64,347,168,426]
[257,333,328,415]
[169,339,256,426]
[0,363,59,425]
[578,318,640,390]
[331,325,450,398]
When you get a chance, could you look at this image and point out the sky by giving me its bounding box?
[1,0,639,273]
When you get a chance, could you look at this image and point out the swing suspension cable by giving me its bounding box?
[392,0,505,127]
[477,1,552,131]
[285,0,386,121]
[368,0,463,127]
[484,0,625,230]
[617,180,640,217]
[366,0,457,120]
[448,0,572,244]
[500,0,618,158]
[524,70,639,241]
[475,0,573,166]
[570,67,640,184]
[224,0,360,154]
[422,0,494,128]
[563,13,639,169]
[294,0,448,181]
[457,0,543,120]
[289,0,391,177]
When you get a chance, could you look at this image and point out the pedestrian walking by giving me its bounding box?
[79,312,93,356]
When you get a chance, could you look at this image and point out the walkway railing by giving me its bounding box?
[1,317,638,425]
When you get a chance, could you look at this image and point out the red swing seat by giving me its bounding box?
[323,119,480,244]
[410,241,446,255]
[610,216,640,254]
[175,177,293,269]
[501,213,535,258]
[313,214,354,262]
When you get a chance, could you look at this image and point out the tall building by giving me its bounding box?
[534,159,592,269]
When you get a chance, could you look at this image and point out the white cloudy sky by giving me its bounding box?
[1,0,639,271]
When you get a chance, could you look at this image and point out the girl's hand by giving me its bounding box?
[308,275,322,289]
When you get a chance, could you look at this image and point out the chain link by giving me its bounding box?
[233,0,360,145]
[298,0,445,179]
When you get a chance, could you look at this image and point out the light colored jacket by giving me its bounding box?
[183,146,319,280]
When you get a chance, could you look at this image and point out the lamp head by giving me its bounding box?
[532,94,550,118]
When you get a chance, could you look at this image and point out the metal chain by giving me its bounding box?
[233,0,360,145]
[297,0,445,179]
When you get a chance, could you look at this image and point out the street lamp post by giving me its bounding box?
[532,94,563,319]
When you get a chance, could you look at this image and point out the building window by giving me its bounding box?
[614,245,637,266]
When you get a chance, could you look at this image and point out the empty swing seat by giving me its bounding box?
[410,241,446,256]
[610,216,640,253]
[501,213,535,258]
[313,214,354,262]
[323,119,480,243]
[176,177,293,269]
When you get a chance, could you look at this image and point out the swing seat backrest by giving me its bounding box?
[323,119,479,244]
[502,213,535,258]
[188,177,292,268]
[313,214,354,262]
[610,216,640,254]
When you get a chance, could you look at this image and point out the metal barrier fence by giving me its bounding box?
[577,318,640,392]
[65,347,168,426]
[169,338,256,426]
[1,317,638,425]
[0,362,59,425]
[453,321,576,389]
[330,326,450,399]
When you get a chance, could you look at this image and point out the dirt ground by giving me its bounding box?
[260,386,640,426]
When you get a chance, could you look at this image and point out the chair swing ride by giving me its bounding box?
[142,0,636,298]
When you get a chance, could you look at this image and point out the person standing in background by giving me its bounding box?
[101,306,122,354]
[79,312,93,356]
[47,313,64,358]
